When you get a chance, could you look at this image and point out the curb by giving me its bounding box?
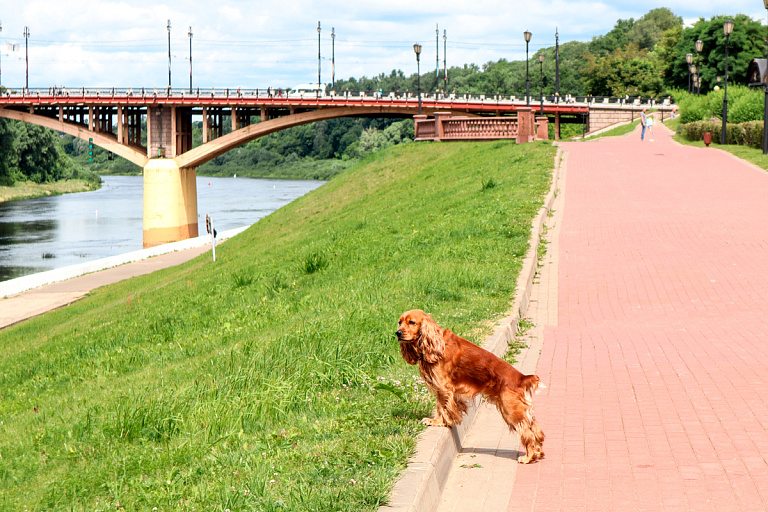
[379,146,564,512]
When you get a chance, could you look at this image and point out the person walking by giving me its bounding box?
[640,108,648,141]
[647,112,654,141]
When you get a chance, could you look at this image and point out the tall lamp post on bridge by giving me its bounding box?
[524,30,532,106]
[722,19,734,146]
[414,43,422,115]
[317,22,321,97]
[443,29,447,93]
[538,53,544,115]
[331,27,335,89]
[695,39,703,94]
[23,26,30,92]
[188,26,193,93]
[167,20,172,91]
[555,28,560,103]
[0,21,3,90]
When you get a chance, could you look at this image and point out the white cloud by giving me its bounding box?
[1,0,766,89]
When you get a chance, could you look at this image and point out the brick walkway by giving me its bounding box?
[438,124,768,511]
[514,125,768,511]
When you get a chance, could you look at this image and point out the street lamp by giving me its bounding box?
[690,64,697,95]
[524,30,532,106]
[763,0,768,154]
[24,26,30,92]
[331,27,335,89]
[722,19,734,145]
[0,21,3,90]
[686,53,693,92]
[443,30,447,92]
[317,22,321,97]
[167,20,172,91]
[538,53,544,115]
[414,43,422,115]
[188,26,193,93]
[555,28,560,103]
[695,39,703,94]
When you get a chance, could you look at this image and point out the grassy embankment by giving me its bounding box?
[0,179,100,202]
[0,140,556,511]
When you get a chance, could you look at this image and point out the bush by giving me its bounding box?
[677,120,764,148]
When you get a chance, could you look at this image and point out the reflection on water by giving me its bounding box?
[0,175,323,282]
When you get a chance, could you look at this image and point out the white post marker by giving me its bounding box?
[205,214,217,262]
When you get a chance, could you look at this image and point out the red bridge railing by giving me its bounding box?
[414,108,549,143]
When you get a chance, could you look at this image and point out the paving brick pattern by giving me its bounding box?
[509,126,768,511]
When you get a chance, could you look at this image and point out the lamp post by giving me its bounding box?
[538,53,544,115]
[317,22,321,97]
[413,43,422,115]
[695,39,703,94]
[24,26,30,92]
[686,53,693,92]
[167,20,172,91]
[555,28,560,103]
[690,65,697,96]
[188,26,193,93]
[763,1,768,154]
[331,27,335,89]
[0,21,3,90]
[722,19,734,145]
[524,30,532,106]
[436,24,439,87]
[443,30,447,93]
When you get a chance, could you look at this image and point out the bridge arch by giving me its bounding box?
[0,108,149,167]
[174,106,418,169]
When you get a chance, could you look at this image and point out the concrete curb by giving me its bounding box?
[0,226,249,298]
[379,146,564,512]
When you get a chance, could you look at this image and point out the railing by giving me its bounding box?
[441,117,519,140]
[415,109,548,143]
[1,86,674,107]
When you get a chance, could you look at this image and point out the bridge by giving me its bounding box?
[0,87,672,247]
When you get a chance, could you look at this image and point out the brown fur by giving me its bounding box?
[396,309,545,463]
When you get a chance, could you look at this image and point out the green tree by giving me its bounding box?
[14,123,62,183]
[584,44,663,97]
[667,14,765,93]
[0,119,17,185]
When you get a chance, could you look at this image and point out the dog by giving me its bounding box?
[396,309,545,463]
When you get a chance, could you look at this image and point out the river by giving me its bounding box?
[0,175,324,282]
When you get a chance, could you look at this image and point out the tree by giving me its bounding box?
[0,119,17,185]
[14,123,62,183]
[667,14,765,93]
[630,8,683,50]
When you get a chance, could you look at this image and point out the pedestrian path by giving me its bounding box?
[436,123,768,511]
[0,227,247,329]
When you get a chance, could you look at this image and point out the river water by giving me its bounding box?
[0,175,324,282]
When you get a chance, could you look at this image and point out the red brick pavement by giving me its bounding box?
[509,126,768,511]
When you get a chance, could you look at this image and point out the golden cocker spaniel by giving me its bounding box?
[396,309,545,463]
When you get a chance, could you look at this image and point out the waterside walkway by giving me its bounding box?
[401,122,768,512]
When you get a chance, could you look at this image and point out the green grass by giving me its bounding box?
[673,126,768,171]
[0,139,556,511]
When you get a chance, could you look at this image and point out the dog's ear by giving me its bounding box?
[399,340,420,365]
[418,314,445,363]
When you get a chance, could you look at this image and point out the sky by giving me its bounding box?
[1,0,766,91]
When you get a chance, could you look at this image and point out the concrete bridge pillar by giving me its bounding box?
[143,159,198,248]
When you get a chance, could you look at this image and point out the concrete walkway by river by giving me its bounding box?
[422,122,768,512]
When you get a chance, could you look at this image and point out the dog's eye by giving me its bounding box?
[409,320,416,325]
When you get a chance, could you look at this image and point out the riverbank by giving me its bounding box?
[0,140,557,511]
[0,178,101,202]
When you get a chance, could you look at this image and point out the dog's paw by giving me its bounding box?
[421,417,447,427]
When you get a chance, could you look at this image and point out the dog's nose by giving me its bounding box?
[395,330,402,338]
